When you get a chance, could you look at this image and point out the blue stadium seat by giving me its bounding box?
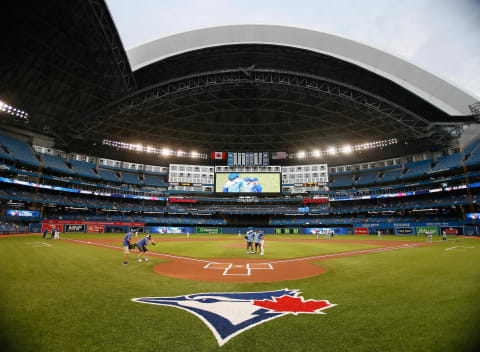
[355,172,378,186]
[400,159,433,179]
[121,172,144,185]
[430,152,462,173]
[329,175,354,188]
[378,168,402,183]
[98,168,122,183]
[0,133,41,166]
[41,154,74,174]
[463,137,480,156]
[465,149,480,167]
[144,174,168,187]
[0,145,13,160]
[70,160,100,179]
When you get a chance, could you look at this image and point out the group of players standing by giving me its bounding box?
[245,227,264,255]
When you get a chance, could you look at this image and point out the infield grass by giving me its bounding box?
[1,234,479,352]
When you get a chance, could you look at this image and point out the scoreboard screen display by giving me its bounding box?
[215,173,281,193]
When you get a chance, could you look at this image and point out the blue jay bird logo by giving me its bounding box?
[132,289,336,346]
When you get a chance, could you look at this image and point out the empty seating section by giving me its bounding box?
[378,168,402,183]
[465,148,480,166]
[98,168,121,183]
[355,172,378,186]
[41,154,73,174]
[329,175,354,188]
[430,153,462,172]
[463,137,480,155]
[121,172,143,185]
[400,159,433,179]
[144,174,168,187]
[0,133,40,166]
[0,145,12,160]
[70,160,100,179]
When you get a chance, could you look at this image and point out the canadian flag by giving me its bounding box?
[211,152,227,160]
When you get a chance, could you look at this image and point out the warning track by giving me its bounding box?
[61,237,434,282]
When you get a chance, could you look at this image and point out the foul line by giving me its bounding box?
[261,242,431,265]
[61,238,213,264]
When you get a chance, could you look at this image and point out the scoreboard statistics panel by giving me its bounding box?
[215,172,281,193]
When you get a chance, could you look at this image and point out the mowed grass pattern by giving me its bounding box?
[90,238,383,260]
[0,234,479,352]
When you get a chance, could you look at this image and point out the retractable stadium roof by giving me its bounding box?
[0,3,478,160]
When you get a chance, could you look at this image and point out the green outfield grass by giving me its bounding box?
[1,234,479,352]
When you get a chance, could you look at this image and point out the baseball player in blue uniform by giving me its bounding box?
[243,177,254,192]
[136,234,155,262]
[245,227,255,254]
[252,178,263,192]
[223,173,244,192]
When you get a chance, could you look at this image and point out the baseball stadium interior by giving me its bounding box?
[0,0,479,237]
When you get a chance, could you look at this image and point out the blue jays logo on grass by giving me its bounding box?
[132,289,336,346]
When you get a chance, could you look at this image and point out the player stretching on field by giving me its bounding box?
[123,231,132,265]
[136,234,155,262]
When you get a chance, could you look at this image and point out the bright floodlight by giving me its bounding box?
[327,147,336,155]
[162,148,171,156]
[177,150,184,156]
[313,150,321,157]
[343,145,352,154]
[191,151,198,158]
[298,151,306,159]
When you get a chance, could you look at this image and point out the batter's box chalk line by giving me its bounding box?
[204,262,273,276]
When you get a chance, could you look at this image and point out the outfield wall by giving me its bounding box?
[31,220,480,236]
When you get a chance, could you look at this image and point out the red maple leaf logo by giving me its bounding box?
[252,295,335,314]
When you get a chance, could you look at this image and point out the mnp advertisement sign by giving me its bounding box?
[64,224,85,233]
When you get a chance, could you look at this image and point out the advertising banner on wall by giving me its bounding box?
[354,227,369,235]
[439,226,464,236]
[196,227,222,234]
[64,224,85,233]
[42,224,63,233]
[303,228,349,235]
[87,225,104,233]
[6,209,40,217]
[416,227,438,236]
[275,228,300,234]
[43,220,144,226]
[147,226,192,234]
[395,227,416,235]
